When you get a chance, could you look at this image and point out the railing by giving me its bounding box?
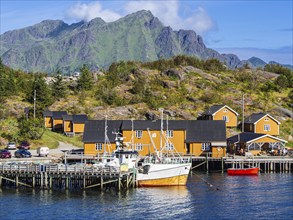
[0,164,121,174]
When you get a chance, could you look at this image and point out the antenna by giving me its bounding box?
[160,109,163,154]
[33,90,36,120]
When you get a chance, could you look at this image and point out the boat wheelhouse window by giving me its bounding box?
[166,130,174,138]
[202,143,211,151]
[223,115,229,122]
[135,143,143,151]
[264,124,271,131]
[135,130,143,138]
[95,143,103,151]
[165,142,174,150]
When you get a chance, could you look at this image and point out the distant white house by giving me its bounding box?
[73,72,80,77]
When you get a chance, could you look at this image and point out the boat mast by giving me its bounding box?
[160,109,163,158]
[131,119,134,151]
[242,93,244,132]
[104,115,108,153]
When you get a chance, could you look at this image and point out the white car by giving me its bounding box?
[6,142,16,150]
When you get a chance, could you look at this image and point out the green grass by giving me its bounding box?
[32,130,83,149]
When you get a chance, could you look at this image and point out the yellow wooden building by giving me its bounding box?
[63,114,88,134]
[200,105,239,127]
[121,120,188,156]
[83,120,123,156]
[82,119,227,158]
[43,110,53,129]
[244,113,280,136]
[227,132,287,155]
[185,120,227,158]
[43,110,67,131]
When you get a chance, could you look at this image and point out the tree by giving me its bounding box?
[51,70,66,100]
[18,116,45,140]
[27,74,53,116]
[77,64,94,90]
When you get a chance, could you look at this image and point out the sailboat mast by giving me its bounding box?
[160,110,163,154]
[104,115,107,153]
[131,119,134,151]
[242,93,244,132]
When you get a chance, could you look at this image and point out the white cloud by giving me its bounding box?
[66,1,215,35]
[66,2,121,22]
[125,1,216,35]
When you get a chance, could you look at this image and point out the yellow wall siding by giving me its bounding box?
[45,117,53,128]
[250,136,279,143]
[84,143,116,155]
[213,107,238,127]
[212,147,226,158]
[74,123,85,133]
[189,143,204,156]
[255,117,279,135]
[64,121,72,132]
[122,130,186,156]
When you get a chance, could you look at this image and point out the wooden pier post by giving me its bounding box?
[206,154,209,173]
[32,175,35,188]
[16,175,19,188]
[221,157,224,174]
[0,176,2,187]
[100,176,103,191]
[66,176,69,189]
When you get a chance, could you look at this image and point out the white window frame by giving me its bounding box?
[135,143,143,151]
[223,115,229,122]
[202,143,211,151]
[135,130,143,138]
[96,143,103,151]
[264,124,271,131]
[165,142,174,150]
[166,130,174,138]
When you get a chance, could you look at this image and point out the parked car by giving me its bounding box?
[18,141,30,150]
[6,142,17,150]
[0,149,12,158]
[15,149,32,158]
[37,146,49,157]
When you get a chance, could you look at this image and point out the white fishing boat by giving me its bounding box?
[98,114,192,187]
[135,112,191,187]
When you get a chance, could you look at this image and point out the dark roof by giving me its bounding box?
[63,115,73,121]
[121,120,188,130]
[202,105,225,115]
[82,120,123,143]
[244,113,266,124]
[227,132,265,144]
[43,110,53,117]
[73,114,88,123]
[52,111,68,119]
[185,120,226,143]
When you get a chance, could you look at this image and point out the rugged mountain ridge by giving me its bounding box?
[0,10,288,73]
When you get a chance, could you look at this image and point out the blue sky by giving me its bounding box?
[1,0,292,64]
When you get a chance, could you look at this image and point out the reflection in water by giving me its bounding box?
[0,173,292,219]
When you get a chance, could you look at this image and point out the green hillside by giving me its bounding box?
[0,56,292,147]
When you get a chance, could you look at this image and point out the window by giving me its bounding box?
[166,130,174,138]
[264,124,271,131]
[223,116,229,122]
[223,109,227,112]
[135,130,142,138]
[152,133,156,138]
[265,118,269,121]
[96,143,103,151]
[202,143,211,151]
[135,143,143,151]
[165,143,174,150]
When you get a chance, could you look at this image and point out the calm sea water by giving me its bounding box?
[0,173,292,220]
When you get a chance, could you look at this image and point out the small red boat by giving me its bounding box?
[227,167,259,175]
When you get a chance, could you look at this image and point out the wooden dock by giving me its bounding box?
[190,155,293,173]
[0,164,137,191]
